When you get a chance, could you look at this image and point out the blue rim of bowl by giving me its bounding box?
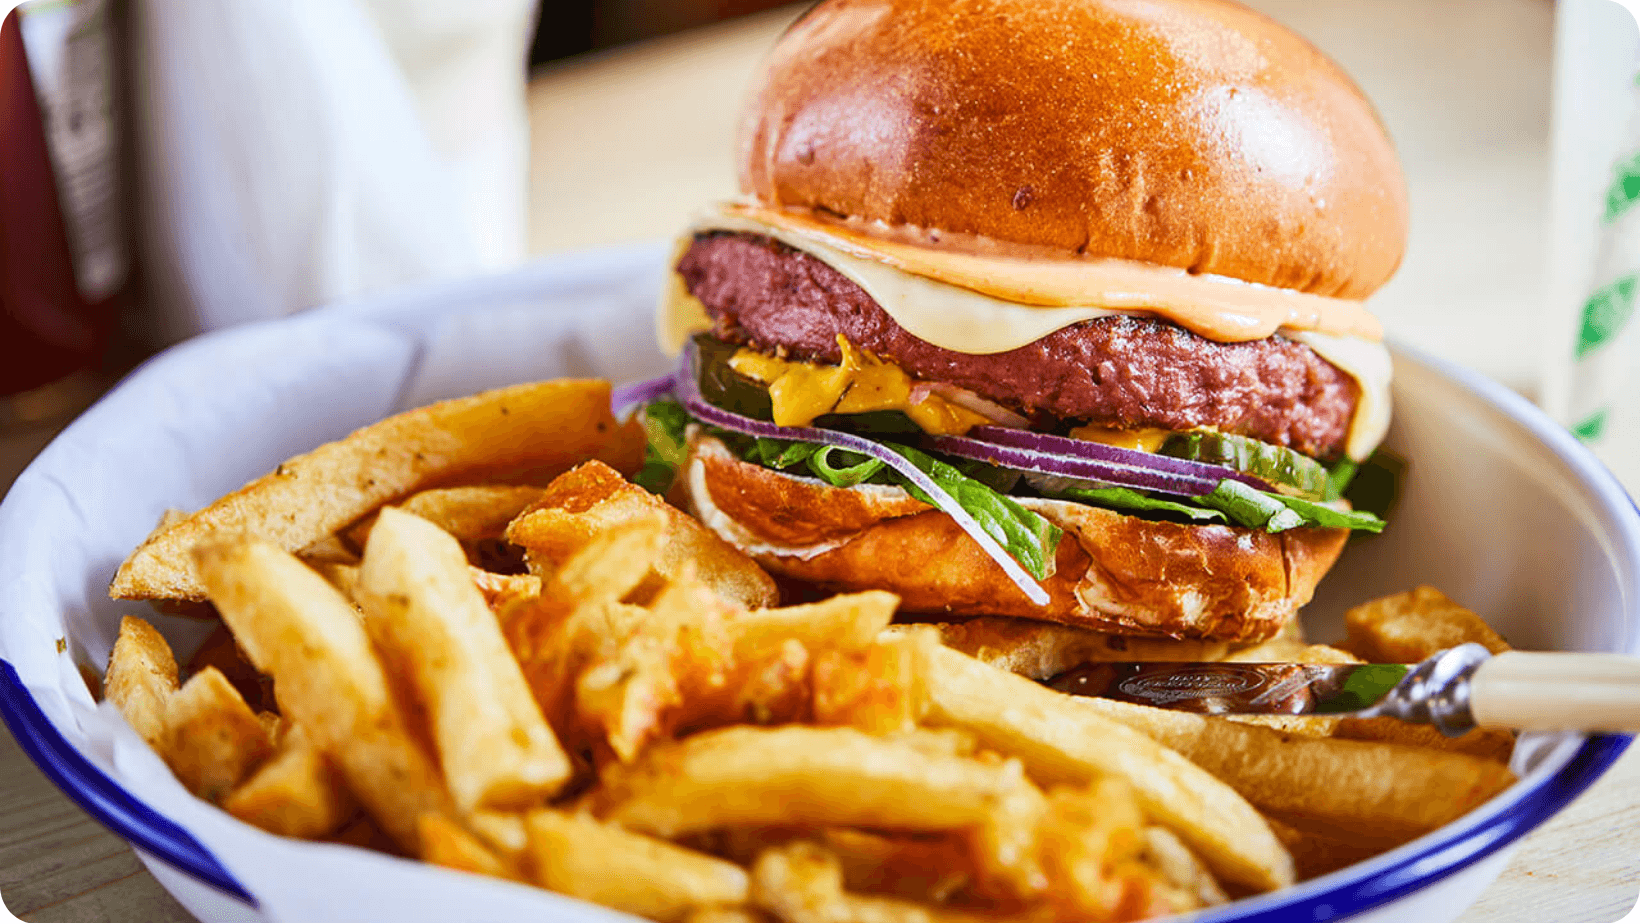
[0,339,1634,921]
[0,659,257,906]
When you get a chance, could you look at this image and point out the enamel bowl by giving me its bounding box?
[1,244,1634,922]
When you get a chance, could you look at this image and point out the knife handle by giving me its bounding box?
[1469,651,1640,733]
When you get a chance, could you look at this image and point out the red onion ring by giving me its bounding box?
[924,434,1223,497]
[967,425,1270,492]
[611,372,677,414]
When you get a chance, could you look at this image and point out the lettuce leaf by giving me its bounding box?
[1196,480,1386,533]
[633,398,690,495]
[686,419,1381,556]
[1049,484,1228,522]
[877,442,1062,580]
[713,431,1060,579]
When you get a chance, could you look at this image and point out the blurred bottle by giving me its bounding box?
[0,0,129,424]
[1542,0,1640,495]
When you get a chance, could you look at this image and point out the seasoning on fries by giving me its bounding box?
[102,378,1523,922]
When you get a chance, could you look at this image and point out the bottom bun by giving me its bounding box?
[685,435,1348,642]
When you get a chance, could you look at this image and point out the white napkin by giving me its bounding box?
[129,0,534,344]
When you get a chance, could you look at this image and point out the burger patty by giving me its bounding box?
[678,232,1358,459]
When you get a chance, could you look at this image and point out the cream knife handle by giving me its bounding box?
[1469,651,1640,732]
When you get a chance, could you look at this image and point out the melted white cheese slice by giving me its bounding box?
[659,205,1392,461]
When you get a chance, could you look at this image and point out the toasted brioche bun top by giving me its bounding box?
[737,0,1409,299]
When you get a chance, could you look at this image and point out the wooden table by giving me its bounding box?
[3,2,1637,921]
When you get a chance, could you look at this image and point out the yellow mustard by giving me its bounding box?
[727,337,992,435]
[1065,423,1173,452]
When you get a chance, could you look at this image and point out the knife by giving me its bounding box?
[1043,642,1640,735]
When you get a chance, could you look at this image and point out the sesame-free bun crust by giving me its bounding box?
[738,0,1408,299]
[687,437,1347,642]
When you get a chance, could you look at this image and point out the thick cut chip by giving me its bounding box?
[113,379,642,602]
[1331,716,1516,762]
[502,517,669,736]
[919,643,1293,892]
[505,460,777,608]
[104,615,179,749]
[750,841,980,923]
[356,508,573,811]
[224,724,355,839]
[186,622,274,714]
[467,811,529,856]
[419,814,521,881]
[191,539,457,852]
[347,484,546,548]
[733,591,899,654]
[467,568,541,611]
[527,810,749,920]
[595,725,1031,838]
[810,630,930,735]
[1059,689,1517,842]
[161,667,275,803]
[1024,780,1175,921]
[1142,826,1228,908]
[1263,813,1403,881]
[1345,585,1512,662]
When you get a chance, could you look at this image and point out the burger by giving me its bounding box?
[636,0,1406,643]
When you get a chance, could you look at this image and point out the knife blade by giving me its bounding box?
[1042,643,1640,735]
[1044,659,1409,716]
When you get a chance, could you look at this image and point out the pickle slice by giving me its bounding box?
[693,333,774,421]
[1159,431,1331,500]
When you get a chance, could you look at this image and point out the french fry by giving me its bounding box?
[347,484,546,548]
[1344,585,1511,662]
[909,616,1233,680]
[328,813,404,856]
[1223,713,1341,738]
[820,829,972,904]
[537,511,670,608]
[256,711,283,742]
[596,725,1033,838]
[467,567,541,611]
[506,460,778,608]
[356,508,573,811]
[572,576,737,761]
[186,622,274,714]
[191,538,457,852]
[418,813,521,882]
[1217,636,1309,664]
[1262,813,1405,881]
[1057,691,1517,842]
[104,615,178,749]
[918,643,1293,892]
[467,811,529,856]
[1027,780,1176,921]
[309,560,362,602]
[113,379,642,602]
[224,724,355,839]
[751,841,979,923]
[732,591,899,654]
[527,810,749,920]
[161,667,275,802]
[811,630,929,735]
[296,534,359,565]
[681,906,759,923]
[1222,641,1359,665]
[1142,825,1228,909]
[1332,716,1517,762]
